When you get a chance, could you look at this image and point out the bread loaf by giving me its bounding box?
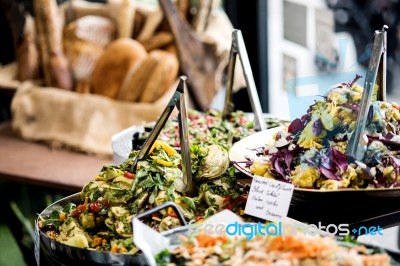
[118,50,179,103]
[64,15,116,49]
[34,0,72,90]
[138,50,179,103]
[91,38,147,99]
[63,15,116,93]
[118,52,158,102]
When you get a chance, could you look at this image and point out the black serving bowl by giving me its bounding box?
[288,187,400,230]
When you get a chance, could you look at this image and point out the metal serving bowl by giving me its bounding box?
[37,193,148,266]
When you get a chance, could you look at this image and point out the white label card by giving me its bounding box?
[244,175,294,222]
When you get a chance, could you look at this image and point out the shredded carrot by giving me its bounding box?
[91,237,103,248]
[110,245,119,253]
[265,236,332,259]
[195,234,228,247]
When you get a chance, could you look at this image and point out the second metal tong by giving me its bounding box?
[131,76,195,195]
[347,25,388,161]
[222,29,266,132]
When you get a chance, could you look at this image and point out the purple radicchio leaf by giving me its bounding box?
[340,103,360,112]
[301,113,311,123]
[389,155,400,176]
[390,155,400,167]
[320,151,332,169]
[288,118,304,134]
[272,157,286,177]
[305,157,318,168]
[312,119,323,136]
[284,151,293,170]
[369,136,400,150]
[385,132,395,139]
[332,148,348,173]
[320,167,341,181]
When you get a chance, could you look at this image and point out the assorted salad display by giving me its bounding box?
[37,84,400,263]
[132,110,288,151]
[38,141,250,254]
[248,76,400,190]
[38,110,288,255]
[156,233,392,266]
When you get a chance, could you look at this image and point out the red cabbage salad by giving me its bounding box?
[249,76,400,190]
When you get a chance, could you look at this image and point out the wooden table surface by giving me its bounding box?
[0,122,111,192]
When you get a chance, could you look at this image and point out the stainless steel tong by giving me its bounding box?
[131,76,195,195]
[222,29,266,132]
[347,25,388,161]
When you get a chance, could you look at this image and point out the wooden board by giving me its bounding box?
[0,122,110,192]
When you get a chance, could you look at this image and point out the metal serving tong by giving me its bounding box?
[222,29,266,132]
[347,25,388,161]
[131,76,195,195]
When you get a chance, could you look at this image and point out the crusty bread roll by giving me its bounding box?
[63,15,116,93]
[64,15,116,49]
[138,50,179,103]
[118,50,179,103]
[91,38,147,99]
[118,52,159,102]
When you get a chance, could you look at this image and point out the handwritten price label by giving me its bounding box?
[244,175,294,222]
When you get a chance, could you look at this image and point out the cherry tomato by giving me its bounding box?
[239,116,247,124]
[124,172,135,179]
[71,204,87,217]
[234,195,247,205]
[104,200,111,208]
[168,212,177,218]
[89,201,103,213]
[224,196,233,203]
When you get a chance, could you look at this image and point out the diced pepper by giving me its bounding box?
[168,212,177,218]
[149,140,177,156]
[72,204,87,217]
[158,159,173,167]
[59,212,66,222]
[124,172,135,179]
[151,156,174,167]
